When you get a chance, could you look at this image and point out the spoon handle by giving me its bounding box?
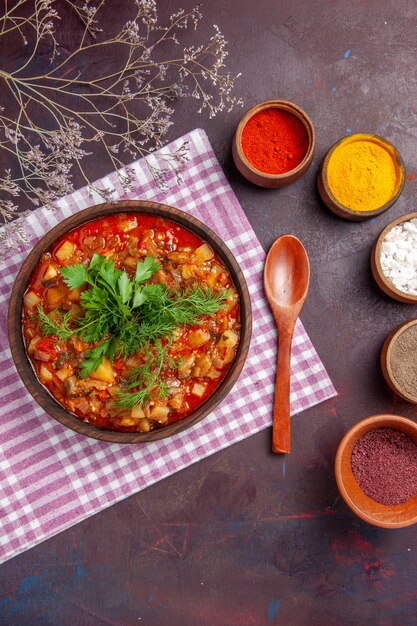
[272,327,294,454]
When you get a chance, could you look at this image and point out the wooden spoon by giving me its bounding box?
[264,235,310,454]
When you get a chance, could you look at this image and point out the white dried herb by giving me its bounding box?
[0,0,242,247]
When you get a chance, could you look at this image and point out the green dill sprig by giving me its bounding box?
[115,284,227,359]
[114,340,173,409]
[37,306,74,341]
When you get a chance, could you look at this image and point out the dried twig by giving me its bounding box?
[0,0,242,233]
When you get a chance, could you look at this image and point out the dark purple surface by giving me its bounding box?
[1,1,417,624]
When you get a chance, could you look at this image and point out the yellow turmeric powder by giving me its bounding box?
[326,134,400,212]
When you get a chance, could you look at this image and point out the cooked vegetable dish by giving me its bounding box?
[22,213,240,432]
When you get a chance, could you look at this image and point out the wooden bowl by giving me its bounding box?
[335,414,417,528]
[8,200,252,443]
[317,133,405,221]
[371,211,417,304]
[381,319,417,403]
[232,99,315,188]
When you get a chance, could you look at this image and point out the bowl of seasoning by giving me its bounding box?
[381,319,417,403]
[318,133,405,221]
[371,211,417,304]
[232,100,315,188]
[335,414,417,528]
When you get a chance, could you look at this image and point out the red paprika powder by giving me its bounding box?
[241,108,309,175]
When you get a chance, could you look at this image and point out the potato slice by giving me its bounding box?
[217,330,239,364]
[167,251,190,264]
[168,393,184,410]
[89,357,114,383]
[46,286,65,307]
[56,367,72,381]
[188,329,210,348]
[27,335,41,356]
[206,369,221,380]
[149,405,170,423]
[68,287,82,302]
[217,330,239,351]
[206,263,223,289]
[177,355,195,379]
[191,243,214,265]
[23,290,40,309]
[43,264,58,280]
[39,364,54,384]
[119,417,136,427]
[212,356,224,369]
[181,264,195,280]
[194,354,212,376]
[138,418,151,433]
[124,256,138,270]
[56,240,76,263]
[222,289,239,314]
[191,383,207,398]
[131,404,145,419]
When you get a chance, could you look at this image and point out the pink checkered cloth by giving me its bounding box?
[0,129,336,564]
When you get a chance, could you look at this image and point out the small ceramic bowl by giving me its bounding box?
[371,211,417,304]
[232,99,315,188]
[381,319,417,403]
[317,133,405,221]
[335,414,417,528]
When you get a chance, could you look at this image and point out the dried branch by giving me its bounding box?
[0,0,242,241]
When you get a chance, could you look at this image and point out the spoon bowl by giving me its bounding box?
[264,235,310,453]
[265,236,310,308]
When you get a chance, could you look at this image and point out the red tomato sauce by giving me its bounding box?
[22,213,240,433]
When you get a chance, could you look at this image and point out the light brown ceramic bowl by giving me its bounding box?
[381,319,417,403]
[335,414,417,528]
[232,99,315,188]
[8,200,252,444]
[371,211,417,304]
[318,133,405,221]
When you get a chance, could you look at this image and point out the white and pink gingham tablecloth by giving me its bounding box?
[0,129,336,564]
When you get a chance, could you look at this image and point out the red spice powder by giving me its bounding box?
[351,427,417,506]
[241,108,309,175]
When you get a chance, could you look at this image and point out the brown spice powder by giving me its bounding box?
[351,427,417,505]
[390,325,417,398]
